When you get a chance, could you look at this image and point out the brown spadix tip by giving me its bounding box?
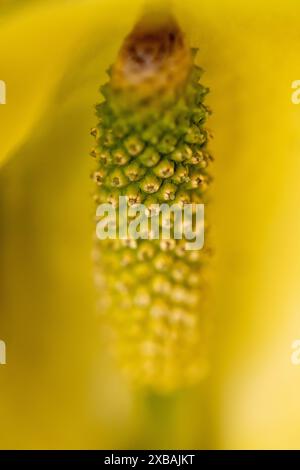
[111,13,192,96]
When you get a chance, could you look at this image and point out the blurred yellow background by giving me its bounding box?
[0,0,300,449]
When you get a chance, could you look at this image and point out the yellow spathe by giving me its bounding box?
[0,0,300,450]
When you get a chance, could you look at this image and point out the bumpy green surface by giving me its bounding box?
[91,59,212,392]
